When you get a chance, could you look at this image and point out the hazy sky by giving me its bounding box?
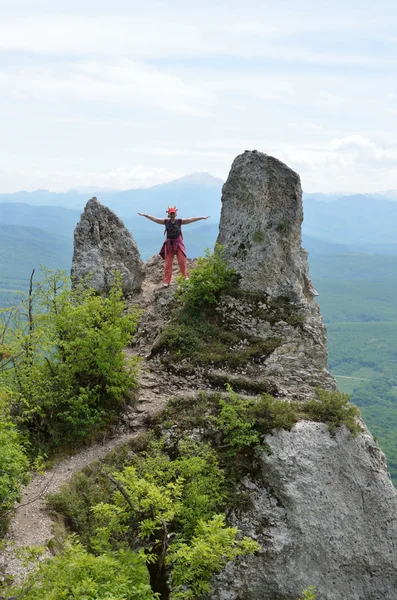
[1,0,397,193]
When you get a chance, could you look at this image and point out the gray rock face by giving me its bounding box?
[209,422,397,600]
[217,150,317,301]
[211,151,335,399]
[205,151,397,598]
[213,292,336,400]
[71,197,144,294]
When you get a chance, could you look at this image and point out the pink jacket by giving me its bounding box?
[159,236,186,259]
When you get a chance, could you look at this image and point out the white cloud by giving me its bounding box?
[329,135,397,165]
[275,136,397,192]
[0,165,180,193]
[0,11,396,66]
[0,15,223,58]
[0,59,216,115]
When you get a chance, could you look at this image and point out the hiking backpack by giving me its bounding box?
[165,219,182,239]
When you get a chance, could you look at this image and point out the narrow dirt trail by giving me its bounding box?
[1,364,166,583]
[1,257,190,583]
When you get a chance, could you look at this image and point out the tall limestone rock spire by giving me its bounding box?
[214,150,334,400]
[207,151,397,600]
[71,197,144,294]
[217,149,317,301]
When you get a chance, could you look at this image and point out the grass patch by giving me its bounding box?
[154,246,306,373]
[155,309,281,369]
[206,372,277,395]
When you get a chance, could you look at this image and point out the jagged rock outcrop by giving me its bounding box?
[71,197,144,294]
[217,150,316,301]
[209,421,397,600]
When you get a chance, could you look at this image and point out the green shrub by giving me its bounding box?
[47,466,115,547]
[251,393,298,436]
[9,537,157,600]
[175,244,237,311]
[216,386,260,456]
[167,514,259,599]
[303,388,361,435]
[133,438,226,538]
[0,269,140,453]
[157,319,208,358]
[298,586,317,600]
[215,387,298,457]
[0,387,29,534]
[48,433,258,599]
[91,437,226,547]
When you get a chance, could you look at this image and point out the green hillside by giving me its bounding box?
[0,225,73,306]
[0,203,80,236]
[324,320,397,483]
[309,253,397,281]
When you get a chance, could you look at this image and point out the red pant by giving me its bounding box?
[164,247,187,284]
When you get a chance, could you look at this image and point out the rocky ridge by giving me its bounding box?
[3,151,397,599]
[128,151,397,599]
[128,152,397,599]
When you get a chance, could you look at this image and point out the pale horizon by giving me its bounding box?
[1,169,397,198]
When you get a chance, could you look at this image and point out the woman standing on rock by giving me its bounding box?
[138,207,210,287]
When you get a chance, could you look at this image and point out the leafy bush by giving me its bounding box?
[175,244,237,311]
[132,438,226,538]
[298,586,317,600]
[0,387,29,534]
[9,537,157,600]
[303,388,361,435]
[48,435,257,599]
[91,437,227,548]
[0,269,140,452]
[251,393,298,436]
[168,514,259,599]
[216,386,260,456]
[215,386,298,457]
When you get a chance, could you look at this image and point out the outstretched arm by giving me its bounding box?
[181,216,211,225]
[137,213,164,225]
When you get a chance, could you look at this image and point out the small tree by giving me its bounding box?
[175,245,237,312]
[0,269,140,452]
[90,438,259,598]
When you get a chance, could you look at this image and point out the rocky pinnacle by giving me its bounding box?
[71,197,145,294]
[217,150,317,301]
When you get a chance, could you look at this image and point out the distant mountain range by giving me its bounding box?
[0,173,224,215]
[1,172,397,252]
